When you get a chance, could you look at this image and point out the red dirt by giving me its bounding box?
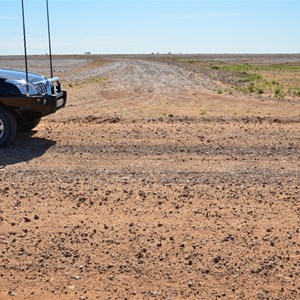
[0,55,299,300]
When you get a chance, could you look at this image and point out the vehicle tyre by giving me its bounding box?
[17,118,41,132]
[0,106,17,147]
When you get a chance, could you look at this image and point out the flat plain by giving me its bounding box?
[0,54,299,300]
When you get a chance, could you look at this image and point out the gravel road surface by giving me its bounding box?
[0,55,299,300]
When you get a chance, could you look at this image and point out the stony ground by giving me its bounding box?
[0,55,299,300]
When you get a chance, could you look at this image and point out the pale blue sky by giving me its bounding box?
[0,0,299,55]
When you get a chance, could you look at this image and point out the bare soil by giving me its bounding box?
[0,55,300,300]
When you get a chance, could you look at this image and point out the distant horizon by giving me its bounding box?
[1,52,300,56]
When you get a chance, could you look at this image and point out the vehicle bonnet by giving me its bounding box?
[0,68,46,83]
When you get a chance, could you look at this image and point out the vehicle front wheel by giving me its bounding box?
[0,107,17,147]
[17,118,41,132]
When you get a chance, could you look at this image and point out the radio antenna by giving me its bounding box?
[46,0,53,78]
[21,0,29,94]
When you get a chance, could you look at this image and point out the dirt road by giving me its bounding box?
[0,56,300,299]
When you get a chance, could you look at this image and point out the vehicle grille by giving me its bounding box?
[34,82,47,94]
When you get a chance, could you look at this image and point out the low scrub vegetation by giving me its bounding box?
[209,63,300,98]
[173,56,300,100]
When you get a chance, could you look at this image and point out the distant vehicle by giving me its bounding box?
[0,0,67,147]
[0,68,67,146]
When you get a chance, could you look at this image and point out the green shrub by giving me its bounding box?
[274,87,281,96]
[248,85,254,93]
[241,73,262,82]
[257,88,264,94]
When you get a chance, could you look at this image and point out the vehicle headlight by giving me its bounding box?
[6,79,38,95]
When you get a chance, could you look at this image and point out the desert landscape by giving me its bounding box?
[0,54,299,299]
